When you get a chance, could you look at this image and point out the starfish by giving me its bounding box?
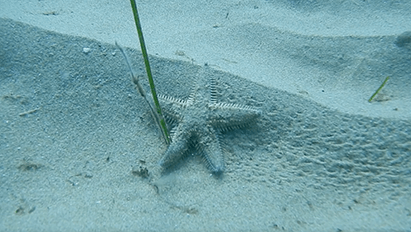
[158,64,261,173]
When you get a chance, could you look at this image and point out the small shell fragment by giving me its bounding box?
[83,47,91,54]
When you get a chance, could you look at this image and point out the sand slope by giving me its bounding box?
[1,0,411,119]
[1,19,411,231]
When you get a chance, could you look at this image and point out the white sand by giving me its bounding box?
[2,0,411,119]
[1,0,411,231]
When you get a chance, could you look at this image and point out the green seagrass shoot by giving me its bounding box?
[128,0,171,144]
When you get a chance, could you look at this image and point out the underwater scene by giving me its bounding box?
[1,0,411,231]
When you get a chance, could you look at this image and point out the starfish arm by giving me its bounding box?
[157,94,189,124]
[158,94,190,108]
[198,126,225,173]
[159,124,191,168]
[209,103,261,132]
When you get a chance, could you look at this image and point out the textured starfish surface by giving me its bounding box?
[158,64,261,173]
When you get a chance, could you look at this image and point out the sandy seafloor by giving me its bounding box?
[1,0,411,231]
